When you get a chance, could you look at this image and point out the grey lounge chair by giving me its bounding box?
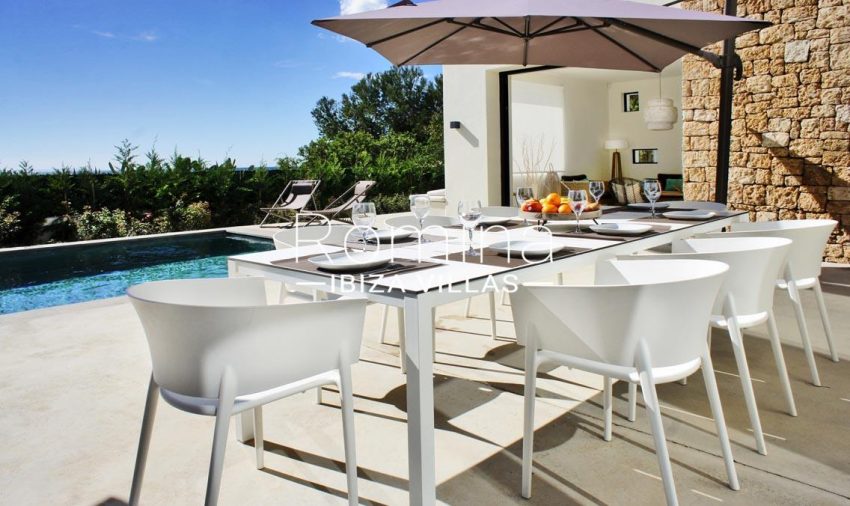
[304,180,376,225]
[259,179,321,227]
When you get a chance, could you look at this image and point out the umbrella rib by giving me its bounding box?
[490,17,525,37]
[605,18,723,68]
[365,18,450,48]
[530,16,570,37]
[398,24,468,66]
[535,22,600,38]
[447,18,520,38]
[586,23,662,72]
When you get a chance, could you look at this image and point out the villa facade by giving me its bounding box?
[442,0,849,262]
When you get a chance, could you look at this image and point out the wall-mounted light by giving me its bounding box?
[449,121,462,129]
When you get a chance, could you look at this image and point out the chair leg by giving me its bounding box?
[678,377,687,386]
[766,311,797,416]
[464,297,473,317]
[501,291,509,306]
[488,292,497,340]
[700,346,740,491]
[813,281,838,362]
[636,341,678,506]
[253,406,264,470]
[521,346,538,499]
[316,386,322,405]
[379,304,389,344]
[787,280,822,386]
[627,383,638,422]
[603,376,613,442]
[205,368,237,506]
[725,317,767,455]
[338,367,359,506]
[129,375,159,506]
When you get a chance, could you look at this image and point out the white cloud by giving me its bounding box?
[132,31,159,42]
[92,30,115,38]
[334,71,366,80]
[340,0,387,15]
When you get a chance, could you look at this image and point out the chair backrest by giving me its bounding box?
[718,219,836,280]
[273,224,353,249]
[610,177,645,205]
[512,259,727,369]
[128,278,367,398]
[619,237,791,316]
[481,206,520,217]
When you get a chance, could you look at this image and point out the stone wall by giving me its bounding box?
[681,0,850,262]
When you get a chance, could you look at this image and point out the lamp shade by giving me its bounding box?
[605,139,629,150]
[644,98,679,130]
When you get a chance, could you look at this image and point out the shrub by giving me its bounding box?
[174,201,212,231]
[0,197,21,246]
[71,207,129,240]
[372,193,409,215]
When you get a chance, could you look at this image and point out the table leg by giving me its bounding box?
[404,296,436,506]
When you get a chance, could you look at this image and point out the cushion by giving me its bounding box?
[664,178,683,192]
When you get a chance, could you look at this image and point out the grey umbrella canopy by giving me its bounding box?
[313,0,769,73]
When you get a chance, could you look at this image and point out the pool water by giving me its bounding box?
[0,232,274,315]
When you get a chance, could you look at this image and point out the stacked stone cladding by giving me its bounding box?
[681,0,850,262]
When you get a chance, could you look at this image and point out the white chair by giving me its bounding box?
[513,259,738,506]
[618,236,796,456]
[705,219,838,386]
[127,278,366,506]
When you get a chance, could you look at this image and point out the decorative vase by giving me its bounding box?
[538,168,561,198]
[644,98,678,131]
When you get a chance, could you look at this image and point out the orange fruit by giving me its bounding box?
[541,204,558,214]
[546,193,561,206]
[558,203,572,214]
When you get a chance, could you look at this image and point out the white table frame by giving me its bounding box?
[227,212,746,506]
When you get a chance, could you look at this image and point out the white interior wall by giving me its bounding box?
[509,81,565,192]
[607,76,683,180]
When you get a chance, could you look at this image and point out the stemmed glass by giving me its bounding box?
[352,202,376,251]
[643,179,662,217]
[515,187,534,224]
[589,180,605,204]
[567,190,587,233]
[458,200,483,257]
[410,195,431,243]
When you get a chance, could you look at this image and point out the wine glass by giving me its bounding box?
[458,200,483,257]
[515,187,534,224]
[567,190,587,233]
[589,180,605,204]
[410,195,431,243]
[352,202,376,250]
[643,179,662,217]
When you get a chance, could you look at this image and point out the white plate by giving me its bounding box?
[589,223,654,236]
[489,240,564,257]
[478,216,514,226]
[532,219,596,229]
[662,210,717,220]
[627,202,670,211]
[363,229,414,242]
[308,252,390,272]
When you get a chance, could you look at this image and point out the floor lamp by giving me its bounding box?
[605,139,628,181]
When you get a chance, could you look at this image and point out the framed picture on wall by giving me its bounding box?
[623,91,639,112]
[632,148,658,164]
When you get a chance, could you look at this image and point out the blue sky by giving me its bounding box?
[0,0,438,171]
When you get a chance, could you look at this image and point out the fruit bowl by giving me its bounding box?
[519,208,602,221]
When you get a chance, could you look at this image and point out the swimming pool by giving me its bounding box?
[0,232,274,315]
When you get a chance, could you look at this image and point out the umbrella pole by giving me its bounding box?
[715,0,738,204]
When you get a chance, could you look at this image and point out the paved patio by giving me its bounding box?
[1,264,848,505]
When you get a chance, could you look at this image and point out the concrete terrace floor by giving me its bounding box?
[1,264,849,505]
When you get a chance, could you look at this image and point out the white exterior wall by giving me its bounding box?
[607,76,683,180]
[442,65,502,209]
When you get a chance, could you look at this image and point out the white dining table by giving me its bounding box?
[227,207,748,506]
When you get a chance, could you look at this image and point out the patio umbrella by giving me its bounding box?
[312,0,769,72]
